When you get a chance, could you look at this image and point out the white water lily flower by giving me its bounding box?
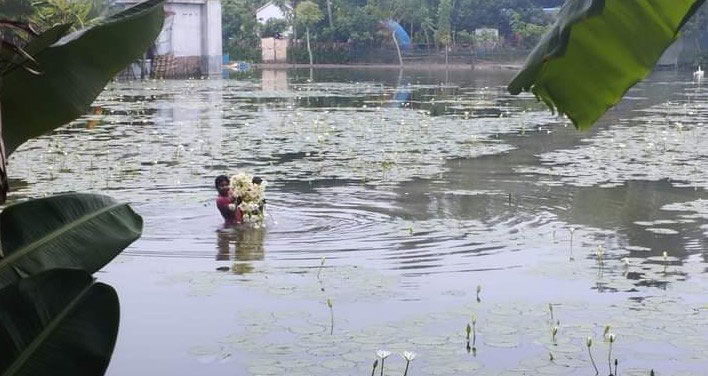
[377,350,391,359]
[402,351,416,361]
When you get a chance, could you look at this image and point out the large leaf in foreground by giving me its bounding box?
[0,193,143,289]
[0,269,119,376]
[508,0,705,130]
[0,0,165,155]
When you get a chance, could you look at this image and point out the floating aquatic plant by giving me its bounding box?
[569,227,576,261]
[662,251,669,273]
[317,256,326,281]
[607,333,616,375]
[595,245,605,264]
[586,336,599,375]
[376,350,391,376]
[551,325,559,346]
[327,298,334,335]
[401,351,416,376]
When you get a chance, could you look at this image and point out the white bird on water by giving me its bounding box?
[694,66,704,81]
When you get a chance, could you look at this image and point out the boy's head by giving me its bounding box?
[252,176,263,185]
[215,175,230,195]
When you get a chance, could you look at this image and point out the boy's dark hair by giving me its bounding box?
[252,176,263,185]
[215,175,229,189]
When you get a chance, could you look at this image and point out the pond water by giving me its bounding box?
[8,68,708,375]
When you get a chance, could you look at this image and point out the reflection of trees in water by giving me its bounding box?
[216,227,266,274]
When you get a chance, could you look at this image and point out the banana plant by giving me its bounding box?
[508,0,706,130]
[0,0,165,202]
[0,269,120,376]
[0,193,143,289]
[0,0,164,374]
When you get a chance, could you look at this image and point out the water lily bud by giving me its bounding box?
[586,337,593,347]
[608,333,616,343]
[326,298,332,308]
[466,324,471,337]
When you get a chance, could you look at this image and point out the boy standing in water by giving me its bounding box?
[215,175,242,225]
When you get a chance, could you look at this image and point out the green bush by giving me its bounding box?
[226,41,262,63]
[288,45,350,64]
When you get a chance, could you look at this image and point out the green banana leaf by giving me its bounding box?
[508,0,706,130]
[0,193,143,289]
[23,24,73,57]
[0,269,119,376]
[1,0,165,155]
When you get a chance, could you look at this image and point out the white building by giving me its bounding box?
[117,0,223,77]
[256,1,292,35]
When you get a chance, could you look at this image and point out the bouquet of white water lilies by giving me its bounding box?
[229,172,267,225]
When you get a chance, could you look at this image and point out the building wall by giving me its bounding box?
[202,0,223,75]
[116,0,223,77]
[169,3,203,58]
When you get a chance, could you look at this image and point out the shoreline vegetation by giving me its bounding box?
[232,61,524,71]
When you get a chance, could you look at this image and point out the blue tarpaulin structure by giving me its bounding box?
[384,20,411,50]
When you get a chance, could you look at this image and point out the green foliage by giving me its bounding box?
[296,0,324,27]
[0,0,165,155]
[507,9,550,49]
[226,41,262,62]
[508,0,706,130]
[0,0,34,19]
[261,18,288,37]
[456,30,474,45]
[222,0,261,45]
[32,0,109,31]
[0,1,159,372]
[0,269,119,376]
[219,0,554,51]
[435,0,452,46]
[288,45,350,63]
[0,193,143,289]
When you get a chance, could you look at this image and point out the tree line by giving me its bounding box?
[223,0,565,61]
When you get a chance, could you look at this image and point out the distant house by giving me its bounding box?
[256,1,292,36]
[116,0,223,77]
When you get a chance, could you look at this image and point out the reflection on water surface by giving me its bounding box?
[7,68,708,375]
